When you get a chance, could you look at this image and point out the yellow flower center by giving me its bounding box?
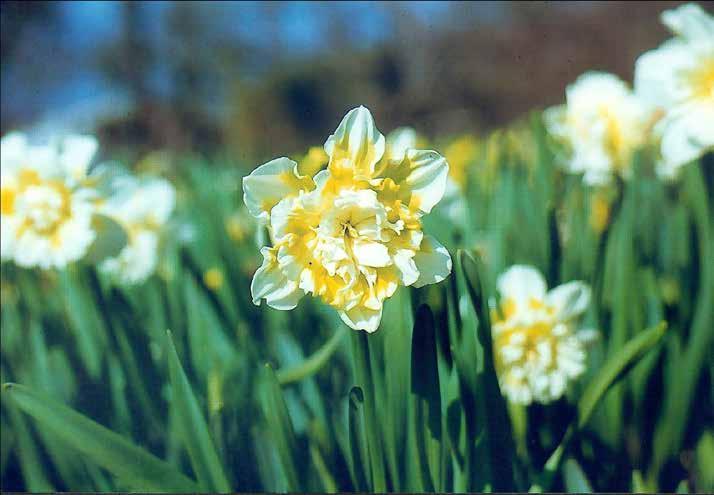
[14,178,73,238]
[686,55,714,102]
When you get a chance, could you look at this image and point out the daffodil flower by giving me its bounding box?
[243,106,452,332]
[635,3,714,179]
[100,176,175,285]
[545,72,652,185]
[1,132,99,269]
[491,265,596,405]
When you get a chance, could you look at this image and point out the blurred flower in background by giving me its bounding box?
[0,133,99,268]
[635,3,714,179]
[544,72,652,185]
[491,265,596,405]
[100,175,176,284]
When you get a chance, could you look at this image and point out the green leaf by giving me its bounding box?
[84,213,129,264]
[166,331,231,492]
[347,387,370,492]
[276,326,347,385]
[457,249,516,491]
[534,321,667,491]
[563,458,593,493]
[410,304,442,491]
[257,364,300,490]
[578,321,667,429]
[3,383,198,492]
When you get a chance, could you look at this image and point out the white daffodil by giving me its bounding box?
[100,177,175,285]
[243,106,452,332]
[491,265,596,405]
[545,72,653,185]
[635,3,714,179]
[1,132,99,269]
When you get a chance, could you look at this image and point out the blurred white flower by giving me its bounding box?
[100,177,175,285]
[545,72,652,185]
[243,106,452,332]
[635,3,714,179]
[492,265,596,405]
[1,132,98,269]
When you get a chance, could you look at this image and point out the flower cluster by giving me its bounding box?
[547,3,713,184]
[0,132,175,284]
[491,265,596,405]
[243,106,453,332]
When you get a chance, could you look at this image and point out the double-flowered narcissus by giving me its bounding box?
[492,265,597,405]
[635,3,714,179]
[1,132,99,269]
[243,106,453,332]
[545,72,652,185]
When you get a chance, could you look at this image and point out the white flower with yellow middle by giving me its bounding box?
[243,106,452,332]
[491,265,596,405]
[545,72,653,185]
[100,176,175,285]
[635,3,714,179]
[1,132,99,269]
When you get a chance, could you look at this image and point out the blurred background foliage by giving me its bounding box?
[1,1,713,493]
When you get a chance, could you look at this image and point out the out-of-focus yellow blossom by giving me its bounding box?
[225,210,250,243]
[100,176,175,285]
[491,265,596,405]
[243,106,452,332]
[635,3,714,179]
[203,267,224,291]
[545,72,653,185]
[297,146,329,177]
[1,132,99,269]
[589,191,611,234]
[443,135,479,190]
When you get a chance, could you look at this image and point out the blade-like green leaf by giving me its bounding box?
[3,383,198,492]
[533,321,667,492]
[347,387,370,492]
[563,458,593,493]
[458,249,516,491]
[166,331,231,492]
[410,304,442,491]
[258,364,300,490]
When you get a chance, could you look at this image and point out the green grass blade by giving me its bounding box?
[2,383,198,492]
[277,326,347,385]
[410,304,442,491]
[348,387,370,491]
[563,458,593,493]
[166,331,231,492]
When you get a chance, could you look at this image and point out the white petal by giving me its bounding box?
[324,106,385,178]
[352,239,390,268]
[496,265,547,303]
[393,249,419,286]
[547,281,591,320]
[242,157,311,221]
[661,3,714,41]
[58,135,98,181]
[251,247,304,310]
[412,235,452,288]
[658,103,714,176]
[385,127,418,162]
[339,304,383,333]
[401,149,449,214]
[1,132,28,171]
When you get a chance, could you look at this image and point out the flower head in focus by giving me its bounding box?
[100,176,175,285]
[1,132,99,268]
[545,72,653,185]
[635,3,714,178]
[243,106,453,332]
[492,265,596,405]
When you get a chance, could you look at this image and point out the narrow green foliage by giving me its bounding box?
[166,331,231,492]
[2,383,198,492]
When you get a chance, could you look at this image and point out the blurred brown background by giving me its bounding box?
[1,1,709,165]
